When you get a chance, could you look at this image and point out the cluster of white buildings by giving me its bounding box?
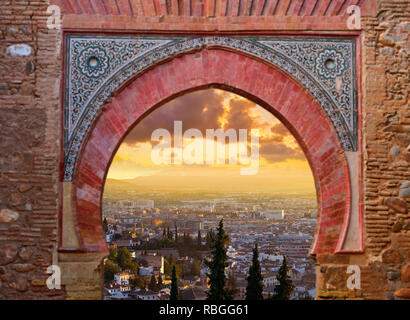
[105,285,170,300]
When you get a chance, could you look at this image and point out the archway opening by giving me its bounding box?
[101,88,317,300]
[69,48,352,300]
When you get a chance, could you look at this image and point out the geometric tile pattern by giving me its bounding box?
[64,35,357,181]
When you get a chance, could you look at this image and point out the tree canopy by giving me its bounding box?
[170,266,179,300]
[272,256,294,300]
[245,243,264,300]
[205,219,233,300]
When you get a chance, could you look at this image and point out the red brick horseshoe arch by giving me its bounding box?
[71,48,351,257]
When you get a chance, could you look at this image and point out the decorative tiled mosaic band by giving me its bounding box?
[64,35,357,181]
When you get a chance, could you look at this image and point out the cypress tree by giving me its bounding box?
[170,266,179,300]
[205,219,232,300]
[272,256,294,300]
[245,243,264,300]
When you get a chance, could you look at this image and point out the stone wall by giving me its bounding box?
[316,0,409,300]
[0,0,64,299]
[360,0,410,299]
[0,0,409,300]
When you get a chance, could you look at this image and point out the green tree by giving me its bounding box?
[272,256,294,300]
[104,259,120,283]
[117,247,132,270]
[148,274,158,292]
[170,266,179,300]
[245,243,264,300]
[128,261,140,273]
[108,246,118,261]
[102,217,108,233]
[130,276,146,289]
[205,219,232,300]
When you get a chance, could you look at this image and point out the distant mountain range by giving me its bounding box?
[104,174,316,194]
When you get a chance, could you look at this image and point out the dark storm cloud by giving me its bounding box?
[123,89,225,145]
[123,89,305,163]
[222,97,255,131]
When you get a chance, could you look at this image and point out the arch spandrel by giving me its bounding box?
[64,36,358,182]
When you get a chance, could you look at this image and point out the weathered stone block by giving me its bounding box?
[382,249,404,264]
[392,221,404,233]
[387,270,401,281]
[390,146,400,156]
[6,44,32,57]
[0,245,18,265]
[402,265,410,282]
[18,247,32,261]
[0,208,19,223]
[384,197,408,214]
[18,184,32,193]
[12,263,35,273]
[400,188,410,198]
[395,288,410,300]
[15,276,28,292]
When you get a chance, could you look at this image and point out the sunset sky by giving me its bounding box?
[106,89,315,193]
